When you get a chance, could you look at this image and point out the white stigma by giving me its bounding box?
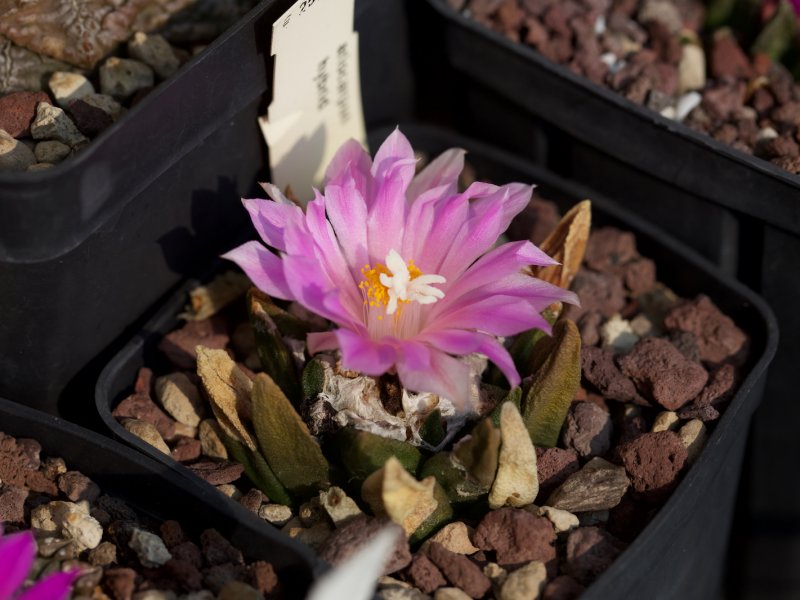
[379,249,446,315]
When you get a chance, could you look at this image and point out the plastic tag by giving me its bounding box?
[260,0,367,201]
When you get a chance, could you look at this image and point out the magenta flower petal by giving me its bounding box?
[406,148,465,202]
[367,172,408,262]
[323,169,369,268]
[324,138,374,197]
[242,198,303,253]
[222,241,292,301]
[17,571,79,600]
[371,128,417,193]
[336,329,397,376]
[396,344,471,409]
[307,331,339,355]
[433,295,553,337]
[0,530,36,599]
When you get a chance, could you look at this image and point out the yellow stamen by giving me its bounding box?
[359,259,425,313]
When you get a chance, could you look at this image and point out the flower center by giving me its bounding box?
[359,249,446,316]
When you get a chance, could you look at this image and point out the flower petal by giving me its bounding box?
[324,168,369,269]
[407,148,465,202]
[396,344,471,409]
[336,329,397,376]
[431,295,553,337]
[418,330,520,388]
[0,530,36,599]
[324,138,373,198]
[307,331,339,355]
[371,128,417,194]
[17,571,80,600]
[222,241,292,300]
[242,198,303,252]
[367,172,407,262]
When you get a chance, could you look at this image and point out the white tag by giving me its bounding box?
[260,0,367,201]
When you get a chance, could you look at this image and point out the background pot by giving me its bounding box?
[0,396,322,596]
[96,124,778,600]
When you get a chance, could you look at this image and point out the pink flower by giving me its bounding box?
[0,524,79,600]
[224,129,578,408]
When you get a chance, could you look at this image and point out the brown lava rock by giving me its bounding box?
[581,346,647,405]
[0,91,50,137]
[427,542,491,599]
[618,337,708,410]
[618,431,688,502]
[664,295,748,366]
[406,552,447,594]
[565,526,623,585]
[104,567,138,600]
[473,507,557,573]
[543,575,586,600]
[0,484,27,522]
[187,461,245,485]
[248,561,280,595]
[319,515,411,575]
[158,317,230,370]
[201,528,244,566]
[57,470,101,503]
[112,392,177,440]
[536,447,580,500]
[567,270,626,319]
[584,227,638,272]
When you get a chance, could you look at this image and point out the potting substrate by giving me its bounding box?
[95,128,777,600]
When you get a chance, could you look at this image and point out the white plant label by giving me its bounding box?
[260,0,367,201]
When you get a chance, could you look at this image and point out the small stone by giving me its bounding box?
[89,541,117,566]
[473,508,556,571]
[562,402,612,459]
[58,471,101,503]
[638,0,682,33]
[100,57,155,99]
[407,553,448,595]
[618,337,708,410]
[201,529,244,566]
[129,528,172,567]
[0,128,36,171]
[67,98,114,137]
[578,510,609,527]
[434,589,472,600]
[48,72,94,108]
[49,501,103,551]
[567,271,626,320]
[542,575,585,600]
[248,561,279,596]
[378,586,431,600]
[104,567,137,600]
[709,29,751,80]
[156,373,205,427]
[703,81,746,122]
[218,581,263,600]
[199,419,228,459]
[319,515,410,575]
[122,418,170,454]
[581,346,645,405]
[0,485,27,522]
[426,522,479,555]
[483,562,507,586]
[171,436,202,462]
[188,461,244,486]
[547,457,630,512]
[565,527,621,585]
[34,140,70,163]
[694,364,736,407]
[26,162,53,171]
[535,447,580,502]
[258,503,293,526]
[160,520,186,549]
[629,314,654,337]
[282,519,333,551]
[129,32,180,79]
[133,592,177,600]
[599,315,639,353]
[489,402,539,509]
[535,506,579,533]
[677,419,707,464]
[428,542,491,599]
[172,542,202,569]
[113,392,177,440]
[217,484,241,500]
[80,93,123,120]
[651,411,680,432]
[30,102,88,147]
[618,431,688,502]
[320,486,363,526]
[0,91,51,137]
[239,489,267,514]
[499,561,547,600]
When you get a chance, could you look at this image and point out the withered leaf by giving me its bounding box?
[530,200,591,290]
[489,402,539,509]
[180,272,252,321]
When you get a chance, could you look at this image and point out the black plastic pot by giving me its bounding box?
[0,396,321,597]
[0,0,415,419]
[96,124,778,600]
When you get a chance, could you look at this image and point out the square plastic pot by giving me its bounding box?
[0,396,322,596]
[96,124,778,600]
[0,0,415,418]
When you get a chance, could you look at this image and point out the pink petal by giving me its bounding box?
[470,182,533,231]
[307,331,339,355]
[242,198,303,252]
[418,330,520,388]
[336,329,397,376]
[396,344,471,409]
[0,530,36,599]
[431,295,553,337]
[400,184,460,264]
[406,148,465,202]
[17,571,80,600]
[222,241,292,300]
[367,172,407,263]
[371,128,417,194]
[324,139,373,198]
[282,254,360,326]
[323,168,369,269]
